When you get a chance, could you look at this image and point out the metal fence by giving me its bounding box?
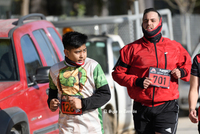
[51,8,173,47]
[173,14,200,54]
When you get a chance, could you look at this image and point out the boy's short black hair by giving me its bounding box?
[143,8,161,19]
[62,31,88,50]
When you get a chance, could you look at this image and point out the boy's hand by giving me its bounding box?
[68,96,82,110]
[50,99,60,112]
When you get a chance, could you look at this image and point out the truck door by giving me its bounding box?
[20,34,59,133]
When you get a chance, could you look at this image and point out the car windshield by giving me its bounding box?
[0,39,17,81]
[86,41,108,73]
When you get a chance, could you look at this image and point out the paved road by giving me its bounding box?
[123,111,199,134]
[176,110,198,134]
[177,116,198,134]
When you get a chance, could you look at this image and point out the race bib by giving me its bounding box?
[61,95,82,115]
[149,67,171,88]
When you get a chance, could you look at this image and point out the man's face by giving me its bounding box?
[64,44,87,64]
[142,11,160,31]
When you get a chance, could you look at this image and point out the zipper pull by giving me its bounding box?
[164,52,168,69]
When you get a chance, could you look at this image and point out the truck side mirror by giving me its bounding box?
[34,66,50,83]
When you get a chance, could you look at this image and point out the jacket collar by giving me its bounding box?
[142,35,164,44]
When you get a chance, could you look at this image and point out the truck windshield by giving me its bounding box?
[86,41,108,74]
[0,39,17,81]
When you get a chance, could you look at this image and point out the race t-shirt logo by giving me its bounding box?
[59,66,87,95]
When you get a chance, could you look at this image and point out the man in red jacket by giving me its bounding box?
[112,8,191,134]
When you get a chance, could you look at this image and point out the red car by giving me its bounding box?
[0,13,64,134]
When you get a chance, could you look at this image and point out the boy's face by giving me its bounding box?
[64,44,87,64]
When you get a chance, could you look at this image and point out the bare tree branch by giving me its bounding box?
[174,0,188,14]
[195,1,200,7]
[188,0,196,13]
[163,0,178,9]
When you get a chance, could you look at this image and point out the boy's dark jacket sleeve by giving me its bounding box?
[47,88,58,108]
[81,84,111,111]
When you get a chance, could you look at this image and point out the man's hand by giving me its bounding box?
[50,99,60,112]
[143,77,152,89]
[189,109,198,123]
[171,68,181,79]
[68,96,82,110]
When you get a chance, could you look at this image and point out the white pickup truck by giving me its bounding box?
[86,33,134,134]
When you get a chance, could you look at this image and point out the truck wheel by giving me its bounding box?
[102,109,114,134]
[11,127,21,134]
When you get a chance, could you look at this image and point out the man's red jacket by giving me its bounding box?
[112,36,192,107]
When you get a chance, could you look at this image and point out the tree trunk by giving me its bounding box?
[21,0,29,16]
